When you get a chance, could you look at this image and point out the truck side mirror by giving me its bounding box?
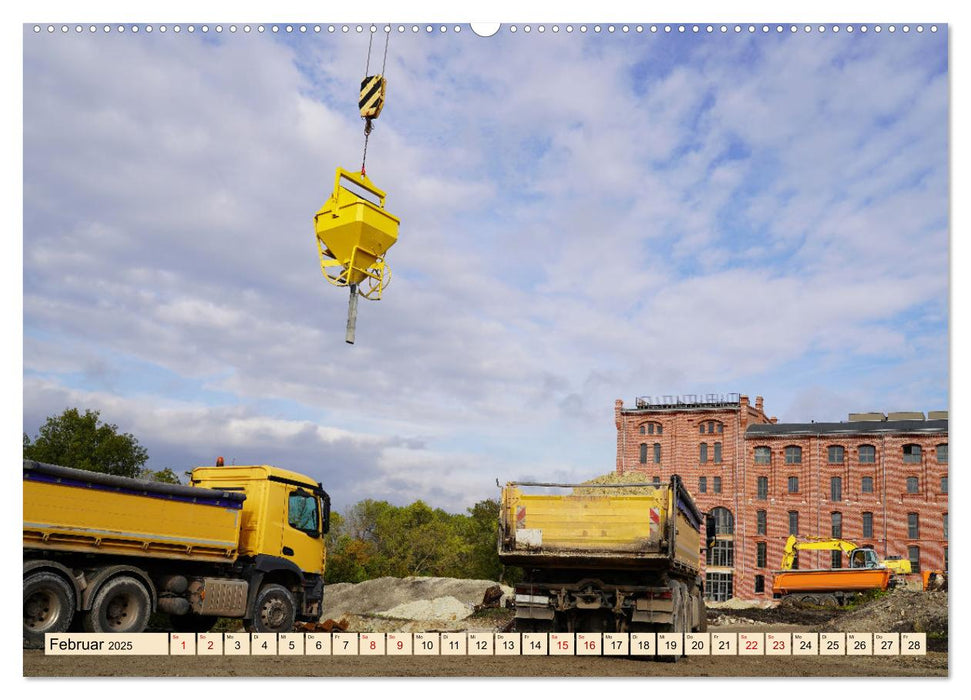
[320,492,331,535]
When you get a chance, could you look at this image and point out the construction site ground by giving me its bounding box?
[23,578,947,678]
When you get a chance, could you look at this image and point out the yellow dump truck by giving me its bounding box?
[499,475,706,634]
[23,459,330,647]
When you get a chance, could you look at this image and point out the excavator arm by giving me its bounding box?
[779,535,863,570]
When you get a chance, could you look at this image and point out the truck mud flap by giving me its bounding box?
[514,606,555,620]
[631,610,673,624]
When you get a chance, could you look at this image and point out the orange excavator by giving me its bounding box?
[772,536,909,606]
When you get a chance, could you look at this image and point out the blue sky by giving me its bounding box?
[21,20,949,511]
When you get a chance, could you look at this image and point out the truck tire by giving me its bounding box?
[82,576,152,633]
[246,584,296,633]
[24,571,76,648]
[170,614,219,633]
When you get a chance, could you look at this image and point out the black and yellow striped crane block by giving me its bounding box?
[359,75,387,120]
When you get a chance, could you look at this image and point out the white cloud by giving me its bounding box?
[23,26,948,511]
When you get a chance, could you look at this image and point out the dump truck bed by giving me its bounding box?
[498,477,703,574]
[23,460,246,564]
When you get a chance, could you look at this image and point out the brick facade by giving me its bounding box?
[615,395,949,601]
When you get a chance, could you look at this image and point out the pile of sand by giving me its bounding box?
[376,596,473,621]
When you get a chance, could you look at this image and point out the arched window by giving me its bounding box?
[710,506,734,535]
[653,442,661,464]
[827,445,844,464]
[858,444,876,464]
[639,443,648,464]
[699,443,708,463]
[785,445,802,464]
[640,421,663,436]
[903,444,922,464]
[754,446,771,465]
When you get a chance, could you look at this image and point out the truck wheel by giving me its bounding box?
[24,572,76,648]
[83,576,152,633]
[170,614,219,633]
[246,584,296,633]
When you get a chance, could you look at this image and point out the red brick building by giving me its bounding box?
[615,394,948,601]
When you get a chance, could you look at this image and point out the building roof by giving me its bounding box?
[746,419,947,438]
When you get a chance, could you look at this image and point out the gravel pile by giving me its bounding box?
[376,596,473,621]
[322,576,512,622]
[821,590,948,635]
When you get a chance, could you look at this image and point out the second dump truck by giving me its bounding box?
[23,459,330,648]
[499,474,706,634]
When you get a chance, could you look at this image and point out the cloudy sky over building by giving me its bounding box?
[22,20,948,511]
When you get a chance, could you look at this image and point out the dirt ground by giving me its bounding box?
[22,580,948,678]
[22,648,947,677]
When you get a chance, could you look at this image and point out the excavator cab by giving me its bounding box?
[848,547,881,570]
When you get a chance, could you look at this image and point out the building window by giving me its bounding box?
[699,443,708,463]
[707,540,734,567]
[757,476,768,500]
[714,442,722,463]
[785,445,802,464]
[859,444,876,464]
[862,476,874,494]
[711,507,734,535]
[943,513,948,540]
[756,510,767,535]
[908,513,919,539]
[830,476,842,502]
[653,442,662,464]
[862,512,874,538]
[788,511,799,536]
[701,420,723,434]
[831,511,842,538]
[788,476,799,494]
[640,425,646,434]
[756,541,767,568]
[705,572,733,602]
[941,476,948,494]
[944,547,948,572]
[699,424,705,435]
[713,476,722,494]
[906,476,919,494]
[641,422,663,435]
[653,476,661,488]
[903,444,922,464]
[754,574,765,593]
[698,477,707,493]
[936,443,947,463]
[754,446,771,465]
[908,546,921,574]
[828,445,844,464]
[831,550,842,569]
[639,443,647,464]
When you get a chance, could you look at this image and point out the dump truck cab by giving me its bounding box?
[190,465,330,577]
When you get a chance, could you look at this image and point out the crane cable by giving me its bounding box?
[361,28,390,175]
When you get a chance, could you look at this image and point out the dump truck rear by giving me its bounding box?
[498,474,706,634]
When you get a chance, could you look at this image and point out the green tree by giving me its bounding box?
[140,468,181,484]
[23,408,149,478]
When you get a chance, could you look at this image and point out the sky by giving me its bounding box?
[21,20,950,513]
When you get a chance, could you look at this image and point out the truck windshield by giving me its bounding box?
[288,491,319,535]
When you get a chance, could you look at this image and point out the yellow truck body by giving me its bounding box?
[24,461,245,564]
[499,475,706,635]
[23,460,330,647]
[499,484,701,571]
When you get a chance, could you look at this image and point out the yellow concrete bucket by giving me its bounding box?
[313,167,400,300]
